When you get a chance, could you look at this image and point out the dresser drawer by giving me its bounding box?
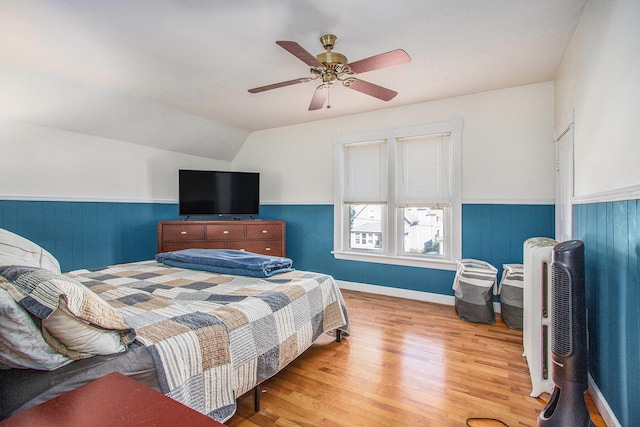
[227,240,283,257]
[206,224,245,240]
[162,241,225,252]
[246,223,283,240]
[162,224,205,241]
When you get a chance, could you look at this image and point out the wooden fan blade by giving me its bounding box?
[248,78,308,93]
[276,41,324,68]
[348,49,411,74]
[308,86,328,110]
[347,79,398,101]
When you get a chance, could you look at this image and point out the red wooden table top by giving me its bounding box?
[0,372,225,426]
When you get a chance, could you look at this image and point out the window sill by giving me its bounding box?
[332,250,457,271]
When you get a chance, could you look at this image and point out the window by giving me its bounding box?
[333,119,462,270]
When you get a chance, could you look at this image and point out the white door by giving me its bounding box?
[555,123,574,243]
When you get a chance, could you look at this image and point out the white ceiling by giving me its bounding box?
[0,0,587,160]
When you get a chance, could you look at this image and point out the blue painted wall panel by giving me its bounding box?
[0,200,178,272]
[263,203,553,294]
[2,200,554,294]
[574,200,640,426]
[260,204,335,275]
[263,204,442,290]
[462,204,555,268]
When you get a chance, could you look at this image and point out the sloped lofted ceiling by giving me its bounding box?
[0,0,587,161]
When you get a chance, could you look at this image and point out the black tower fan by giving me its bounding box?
[539,240,594,426]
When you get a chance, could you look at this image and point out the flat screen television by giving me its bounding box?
[178,170,260,216]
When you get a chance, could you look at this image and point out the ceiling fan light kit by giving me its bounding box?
[248,34,410,111]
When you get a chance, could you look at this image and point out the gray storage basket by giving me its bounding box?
[497,264,524,329]
[452,259,498,324]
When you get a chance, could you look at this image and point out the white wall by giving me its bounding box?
[555,0,640,198]
[233,82,555,205]
[0,119,230,202]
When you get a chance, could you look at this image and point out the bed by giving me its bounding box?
[0,229,349,423]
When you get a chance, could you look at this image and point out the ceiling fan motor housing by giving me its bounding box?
[317,34,348,70]
[316,51,348,69]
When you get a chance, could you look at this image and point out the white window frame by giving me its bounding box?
[333,118,462,271]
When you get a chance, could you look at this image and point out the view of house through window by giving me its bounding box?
[349,204,382,250]
[402,207,443,255]
[349,204,444,254]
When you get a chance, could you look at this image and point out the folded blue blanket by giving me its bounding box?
[156,249,294,278]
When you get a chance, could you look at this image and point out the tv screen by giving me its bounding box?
[178,170,260,216]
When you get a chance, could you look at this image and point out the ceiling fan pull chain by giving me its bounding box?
[327,85,331,109]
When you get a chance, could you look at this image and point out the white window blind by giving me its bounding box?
[343,140,387,204]
[396,132,451,207]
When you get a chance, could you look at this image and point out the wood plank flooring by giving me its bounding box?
[226,290,605,427]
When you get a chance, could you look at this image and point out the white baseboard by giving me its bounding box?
[335,279,502,313]
[588,374,621,426]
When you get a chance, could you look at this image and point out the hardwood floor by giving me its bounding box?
[227,290,605,427]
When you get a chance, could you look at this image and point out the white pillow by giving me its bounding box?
[0,265,134,360]
[0,228,61,273]
[42,303,126,356]
[0,288,73,370]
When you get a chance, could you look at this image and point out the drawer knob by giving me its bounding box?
[265,247,271,251]
[180,231,187,235]
[262,230,268,234]
[223,230,229,234]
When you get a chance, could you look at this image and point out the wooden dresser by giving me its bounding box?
[158,220,286,257]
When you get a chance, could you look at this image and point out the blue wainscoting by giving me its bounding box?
[262,203,555,295]
[1,200,554,295]
[574,200,640,427]
[262,204,457,294]
[462,204,555,267]
[0,200,554,295]
[0,200,178,272]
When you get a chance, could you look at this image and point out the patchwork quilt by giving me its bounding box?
[67,260,350,422]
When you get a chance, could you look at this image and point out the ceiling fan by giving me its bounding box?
[248,34,411,110]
